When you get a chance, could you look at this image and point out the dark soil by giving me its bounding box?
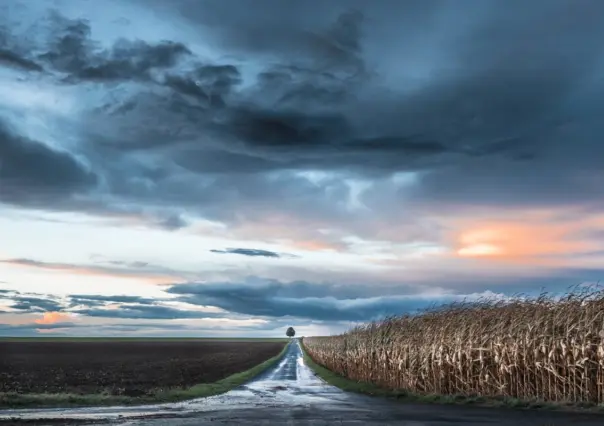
[0,341,285,396]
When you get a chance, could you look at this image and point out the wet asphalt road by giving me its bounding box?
[2,341,604,425]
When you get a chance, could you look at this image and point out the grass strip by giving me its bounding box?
[299,339,604,413]
[0,341,290,409]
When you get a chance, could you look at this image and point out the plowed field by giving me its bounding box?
[0,340,285,396]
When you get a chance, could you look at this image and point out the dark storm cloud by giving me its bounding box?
[210,248,294,258]
[163,64,241,107]
[0,120,98,206]
[0,289,225,320]
[0,48,43,71]
[73,40,190,82]
[166,279,463,321]
[9,296,64,312]
[69,294,158,307]
[138,0,604,194]
[37,12,191,83]
[9,5,452,171]
[1,0,604,236]
[96,162,354,228]
[173,149,280,174]
[254,65,352,106]
[0,290,66,314]
[167,271,604,321]
[152,0,601,214]
[165,269,604,322]
[164,3,367,72]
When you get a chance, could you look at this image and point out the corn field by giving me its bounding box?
[303,287,604,404]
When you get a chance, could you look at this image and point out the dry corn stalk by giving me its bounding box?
[303,286,604,403]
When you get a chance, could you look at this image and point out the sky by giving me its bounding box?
[1,0,604,337]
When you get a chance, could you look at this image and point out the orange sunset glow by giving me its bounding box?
[34,312,72,325]
[454,217,603,266]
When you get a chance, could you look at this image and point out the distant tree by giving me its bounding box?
[286,327,296,338]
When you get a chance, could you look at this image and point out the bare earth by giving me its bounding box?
[0,340,285,397]
[1,342,603,425]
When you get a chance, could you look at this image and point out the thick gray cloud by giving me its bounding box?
[69,294,159,307]
[0,290,69,313]
[31,11,191,83]
[0,289,224,320]
[0,48,43,71]
[210,248,296,258]
[165,269,604,321]
[2,0,604,331]
[0,120,98,207]
[3,0,601,221]
[8,296,64,312]
[166,278,489,321]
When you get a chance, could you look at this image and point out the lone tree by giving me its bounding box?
[286,327,295,338]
